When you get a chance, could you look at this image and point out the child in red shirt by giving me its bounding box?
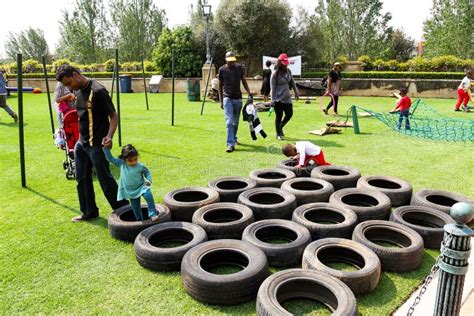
[393,87,411,130]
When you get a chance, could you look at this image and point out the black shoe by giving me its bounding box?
[323,109,328,115]
[72,213,99,222]
[226,146,234,153]
[454,109,461,112]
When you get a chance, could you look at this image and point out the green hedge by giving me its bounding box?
[7,71,161,79]
[300,71,465,79]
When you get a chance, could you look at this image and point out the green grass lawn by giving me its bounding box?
[0,92,472,315]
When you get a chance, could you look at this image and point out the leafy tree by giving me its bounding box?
[110,0,167,62]
[5,28,50,62]
[314,0,392,61]
[214,0,293,72]
[380,29,415,61]
[56,0,112,63]
[152,26,205,77]
[423,0,473,58]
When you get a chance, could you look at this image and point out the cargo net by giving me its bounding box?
[351,99,474,142]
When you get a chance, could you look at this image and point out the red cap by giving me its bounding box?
[278,53,289,65]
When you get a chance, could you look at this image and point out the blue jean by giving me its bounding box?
[74,142,128,217]
[397,110,410,130]
[130,189,157,221]
[223,97,242,147]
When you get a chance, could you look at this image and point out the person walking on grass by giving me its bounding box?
[56,65,128,222]
[0,69,18,122]
[323,62,343,116]
[103,144,159,222]
[454,69,472,112]
[271,53,299,141]
[261,60,272,102]
[218,51,253,153]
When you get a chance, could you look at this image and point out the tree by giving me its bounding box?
[152,26,204,77]
[5,28,50,62]
[56,0,112,64]
[380,29,415,61]
[314,0,392,61]
[110,0,167,62]
[214,0,293,73]
[423,0,473,58]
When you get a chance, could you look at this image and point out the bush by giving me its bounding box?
[352,56,472,72]
[358,55,373,71]
[104,59,116,72]
[52,59,72,71]
[7,71,162,79]
[301,71,465,80]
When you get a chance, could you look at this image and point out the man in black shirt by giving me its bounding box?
[218,51,252,153]
[56,65,127,222]
[323,62,343,116]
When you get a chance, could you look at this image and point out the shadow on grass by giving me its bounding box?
[0,121,27,127]
[25,186,108,229]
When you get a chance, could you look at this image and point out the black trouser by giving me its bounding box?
[74,142,127,217]
[326,95,339,113]
[274,102,293,136]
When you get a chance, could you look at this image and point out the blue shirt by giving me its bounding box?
[103,148,152,200]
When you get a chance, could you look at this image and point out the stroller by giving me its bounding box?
[55,109,79,180]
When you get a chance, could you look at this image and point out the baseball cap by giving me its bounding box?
[278,53,289,65]
[225,51,237,62]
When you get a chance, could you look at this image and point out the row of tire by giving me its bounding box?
[107,163,473,314]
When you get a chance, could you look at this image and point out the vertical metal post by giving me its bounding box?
[434,202,473,316]
[205,15,211,63]
[115,49,122,146]
[17,53,26,188]
[141,58,149,111]
[111,70,115,99]
[42,56,54,134]
[200,58,213,115]
[351,105,360,134]
[171,48,175,126]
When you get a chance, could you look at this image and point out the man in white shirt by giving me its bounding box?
[454,70,472,112]
[282,141,331,168]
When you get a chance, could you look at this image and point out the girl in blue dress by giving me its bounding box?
[103,144,159,221]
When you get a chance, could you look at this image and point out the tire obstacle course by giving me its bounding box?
[106,160,473,314]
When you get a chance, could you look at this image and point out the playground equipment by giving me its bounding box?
[349,99,474,142]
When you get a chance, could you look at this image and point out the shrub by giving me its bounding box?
[52,59,72,71]
[301,71,464,80]
[104,59,116,72]
[358,55,373,71]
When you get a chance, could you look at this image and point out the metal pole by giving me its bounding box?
[115,49,122,146]
[434,202,473,316]
[205,15,211,63]
[171,48,175,126]
[42,56,54,134]
[17,53,26,188]
[111,69,115,99]
[200,58,213,115]
[141,58,149,111]
[351,105,360,134]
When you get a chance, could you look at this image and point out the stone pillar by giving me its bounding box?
[201,62,216,97]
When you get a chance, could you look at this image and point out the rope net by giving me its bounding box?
[351,99,474,142]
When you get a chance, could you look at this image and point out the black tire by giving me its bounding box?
[411,189,474,214]
[208,176,257,202]
[281,178,334,206]
[352,220,424,272]
[164,187,220,222]
[329,188,392,222]
[302,238,381,294]
[256,269,358,316]
[249,168,296,188]
[357,175,413,207]
[242,219,312,267]
[108,204,171,242]
[390,206,455,249]
[134,222,207,271]
[292,202,358,239]
[237,187,297,220]
[311,165,361,191]
[181,239,269,305]
[192,203,254,240]
[277,159,315,177]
